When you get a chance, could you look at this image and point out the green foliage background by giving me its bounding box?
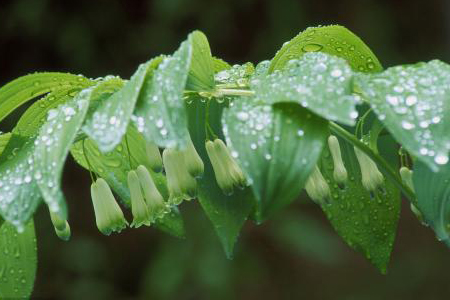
[1,0,450,299]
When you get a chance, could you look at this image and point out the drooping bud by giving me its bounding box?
[90,178,128,235]
[145,141,163,172]
[354,146,384,192]
[304,165,331,205]
[162,148,197,205]
[127,170,151,228]
[328,135,348,184]
[205,139,246,195]
[182,136,204,178]
[399,166,425,224]
[49,210,71,241]
[136,165,169,221]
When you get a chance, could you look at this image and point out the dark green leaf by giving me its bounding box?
[0,220,37,299]
[355,60,450,171]
[222,99,328,222]
[269,25,382,73]
[187,99,255,257]
[319,136,400,273]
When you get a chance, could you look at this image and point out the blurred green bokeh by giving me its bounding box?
[2,0,450,299]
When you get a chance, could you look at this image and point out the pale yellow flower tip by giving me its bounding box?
[90,178,128,235]
[136,165,169,222]
[128,170,151,228]
[162,148,197,205]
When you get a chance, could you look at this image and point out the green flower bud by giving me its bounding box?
[146,141,163,172]
[163,148,197,205]
[182,137,204,178]
[54,221,71,241]
[305,165,331,205]
[128,170,151,228]
[90,178,128,235]
[205,139,246,195]
[354,147,384,192]
[399,166,425,224]
[328,135,348,184]
[136,165,169,221]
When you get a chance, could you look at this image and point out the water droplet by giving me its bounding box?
[302,43,323,52]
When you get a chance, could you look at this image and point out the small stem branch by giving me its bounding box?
[216,88,255,97]
[329,121,416,201]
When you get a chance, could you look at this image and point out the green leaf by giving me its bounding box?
[212,57,231,72]
[0,133,11,156]
[34,93,90,220]
[187,99,255,257]
[269,25,383,73]
[0,220,37,299]
[185,31,215,91]
[133,40,192,149]
[0,72,92,122]
[70,126,185,237]
[319,136,400,273]
[83,63,152,152]
[413,160,450,245]
[252,52,359,126]
[355,60,450,171]
[222,99,328,222]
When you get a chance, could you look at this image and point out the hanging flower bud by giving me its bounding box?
[399,166,425,224]
[136,165,168,221]
[49,210,71,241]
[304,165,331,205]
[205,139,246,195]
[127,170,151,228]
[146,141,163,172]
[90,178,128,235]
[328,135,348,185]
[182,137,204,178]
[162,148,197,205]
[354,146,384,192]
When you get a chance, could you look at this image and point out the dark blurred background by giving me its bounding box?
[2,0,450,299]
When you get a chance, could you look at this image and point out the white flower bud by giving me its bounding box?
[146,141,163,172]
[328,135,348,184]
[354,146,384,192]
[305,165,331,205]
[136,165,169,221]
[128,170,151,228]
[182,136,204,178]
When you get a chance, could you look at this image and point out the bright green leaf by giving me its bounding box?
[269,25,382,73]
[0,72,92,122]
[319,136,400,273]
[252,52,359,126]
[187,99,255,257]
[212,57,231,72]
[0,133,11,156]
[355,60,450,171]
[222,99,328,222]
[185,31,215,91]
[0,220,37,299]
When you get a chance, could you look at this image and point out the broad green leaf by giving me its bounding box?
[212,57,231,72]
[319,136,400,273]
[251,52,359,126]
[355,60,450,171]
[269,25,383,73]
[0,220,37,299]
[0,133,11,156]
[83,63,152,152]
[34,93,90,220]
[0,72,92,122]
[70,126,185,237]
[186,99,255,257]
[185,31,215,91]
[133,39,192,149]
[413,160,450,245]
[222,99,328,222]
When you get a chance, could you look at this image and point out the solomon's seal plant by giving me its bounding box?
[1,25,450,297]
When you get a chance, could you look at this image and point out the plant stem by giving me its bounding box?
[329,121,416,201]
[215,88,255,97]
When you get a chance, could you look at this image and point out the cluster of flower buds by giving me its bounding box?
[399,166,425,224]
[128,165,168,227]
[354,146,384,192]
[305,165,331,205]
[49,209,71,241]
[328,135,348,185]
[90,178,128,235]
[205,138,246,195]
